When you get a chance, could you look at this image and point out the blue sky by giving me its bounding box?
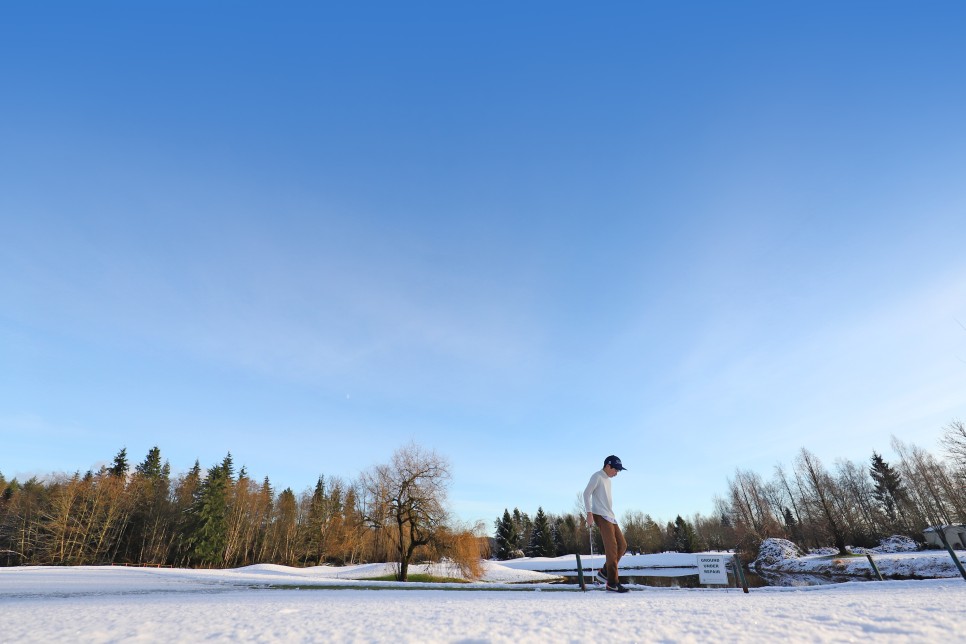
[2,1,965,528]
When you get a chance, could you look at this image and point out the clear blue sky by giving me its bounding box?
[2,1,965,529]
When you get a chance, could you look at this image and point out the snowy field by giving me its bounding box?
[2,559,965,643]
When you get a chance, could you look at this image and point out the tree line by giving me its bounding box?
[0,442,485,579]
[492,422,966,560]
[492,505,710,560]
[4,423,964,569]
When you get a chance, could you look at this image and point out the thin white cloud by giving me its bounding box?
[0,215,546,406]
[634,264,966,463]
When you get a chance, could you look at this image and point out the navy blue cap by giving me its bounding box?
[604,455,626,471]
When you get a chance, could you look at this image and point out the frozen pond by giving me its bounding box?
[3,565,965,642]
[558,567,833,588]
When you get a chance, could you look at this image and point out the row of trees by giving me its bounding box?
[5,423,964,568]
[0,443,485,580]
[492,505,704,560]
[492,422,966,560]
[720,426,966,556]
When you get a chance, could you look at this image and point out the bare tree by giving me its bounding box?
[43,474,84,564]
[795,448,848,555]
[726,468,783,550]
[361,443,451,581]
[835,458,880,545]
[941,420,966,472]
[268,488,301,566]
[773,464,815,546]
[892,437,956,526]
[223,470,260,567]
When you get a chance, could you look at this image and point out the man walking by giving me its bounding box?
[584,455,628,593]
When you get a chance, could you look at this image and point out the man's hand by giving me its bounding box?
[586,512,595,527]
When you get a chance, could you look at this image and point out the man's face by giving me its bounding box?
[604,464,619,478]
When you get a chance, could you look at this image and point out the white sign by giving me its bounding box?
[696,555,730,585]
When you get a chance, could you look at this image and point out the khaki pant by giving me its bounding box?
[593,514,627,585]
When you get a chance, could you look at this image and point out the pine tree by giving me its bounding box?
[186,461,230,567]
[511,508,531,551]
[494,509,519,560]
[549,514,582,555]
[870,452,906,529]
[783,506,805,546]
[135,447,164,479]
[169,461,201,566]
[108,448,129,478]
[526,507,556,557]
[254,476,274,563]
[672,515,698,553]
[304,475,328,565]
[221,453,235,482]
[551,516,566,554]
[125,446,173,564]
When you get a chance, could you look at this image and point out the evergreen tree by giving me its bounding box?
[494,509,519,559]
[551,514,581,555]
[135,447,164,479]
[221,453,235,482]
[254,476,275,563]
[870,452,906,528]
[171,460,203,566]
[526,507,556,557]
[125,446,173,564]
[186,461,231,566]
[783,507,796,530]
[783,506,805,546]
[672,515,698,553]
[511,508,531,551]
[0,473,10,507]
[108,447,129,478]
[304,475,328,565]
[551,516,566,554]
[633,514,664,554]
[184,461,202,491]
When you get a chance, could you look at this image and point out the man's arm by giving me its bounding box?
[583,473,597,526]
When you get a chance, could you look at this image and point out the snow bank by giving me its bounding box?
[752,538,804,568]
[753,537,966,579]
[853,535,919,554]
[507,544,965,582]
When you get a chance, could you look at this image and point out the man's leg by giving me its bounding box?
[593,514,620,586]
[615,522,627,562]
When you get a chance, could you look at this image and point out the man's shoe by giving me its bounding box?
[594,571,607,586]
[606,583,630,593]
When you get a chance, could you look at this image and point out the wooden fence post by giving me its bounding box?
[865,553,884,581]
[935,526,966,581]
[732,553,749,593]
[575,553,587,591]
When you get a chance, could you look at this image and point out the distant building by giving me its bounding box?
[923,525,966,550]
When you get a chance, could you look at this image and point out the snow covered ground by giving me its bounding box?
[2,559,965,642]
[750,537,966,580]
